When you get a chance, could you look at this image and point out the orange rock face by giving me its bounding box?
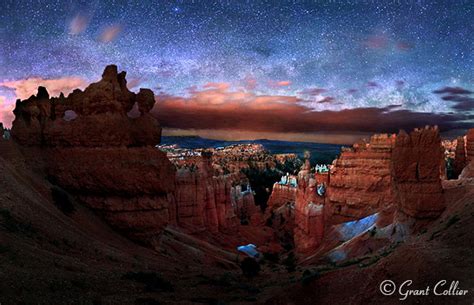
[293,162,326,254]
[327,134,396,223]
[391,126,445,218]
[467,129,474,162]
[11,65,262,243]
[11,65,176,243]
[267,181,297,209]
[12,65,160,147]
[174,152,255,233]
[459,128,474,178]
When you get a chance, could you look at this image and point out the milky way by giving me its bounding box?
[0,0,473,138]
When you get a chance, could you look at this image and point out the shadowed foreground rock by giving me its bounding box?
[10,65,262,244]
[11,65,177,243]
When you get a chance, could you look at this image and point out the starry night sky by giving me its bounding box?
[0,0,473,143]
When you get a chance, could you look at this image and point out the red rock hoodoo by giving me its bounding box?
[174,151,256,233]
[391,126,445,218]
[459,128,474,178]
[267,177,297,210]
[11,65,177,243]
[327,134,396,223]
[466,129,474,162]
[293,160,326,254]
[11,68,265,244]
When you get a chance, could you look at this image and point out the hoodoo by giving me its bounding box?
[11,65,177,244]
[391,126,445,218]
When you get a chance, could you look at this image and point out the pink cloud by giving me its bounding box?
[243,76,257,91]
[396,41,413,51]
[0,96,14,127]
[69,14,89,35]
[202,82,231,91]
[99,24,122,43]
[0,77,88,100]
[127,78,142,90]
[363,34,388,49]
[268,80,292,89]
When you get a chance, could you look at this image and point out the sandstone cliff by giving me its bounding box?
[459,128,474,178]
[391,126,445,218]
[174,152,256,233]
[267,180,297,209]
[11,65,176,243]
[327,134,396,223]
[10,65,263,243]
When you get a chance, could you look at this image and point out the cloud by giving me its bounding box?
[0,77,88,100]
[268,80,292,88]
[69,14,89,35]
[299,87,327,96]
[451,98,474,111]
[395,80,405,88]
[0,96,14,127]
[363,34,388,49]
[433,86,474,112]
[203,82,231,91]
[433,86,473,95]
[243,76,257,91]
[152,85,471,135]
[127,78,143,90]
[396,41,413,51]
[367,81,380,88]
[99,24,122,43]
[317,96,336,104]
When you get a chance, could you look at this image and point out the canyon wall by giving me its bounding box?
[11,65,177,243]
[290,128,446,254]
[10,65,258,245]
[459,128,474,178]
[267,181,297,209]
[467,129,474,162]
[391,126,445,218]
[174,152,257,233]
[327,134,396,223]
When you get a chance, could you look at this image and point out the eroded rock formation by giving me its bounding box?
[11,65,176,243]
[293,160,326,254]
[11,66,263,243]
[391,126,445,218]
[174,151,256,233]
[459,128,474,178]
[467,129,474,162]
[327,134,396,223]
[12,65,161,147]
[267,179,297,210]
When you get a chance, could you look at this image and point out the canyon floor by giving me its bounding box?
[1,139,473,305]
